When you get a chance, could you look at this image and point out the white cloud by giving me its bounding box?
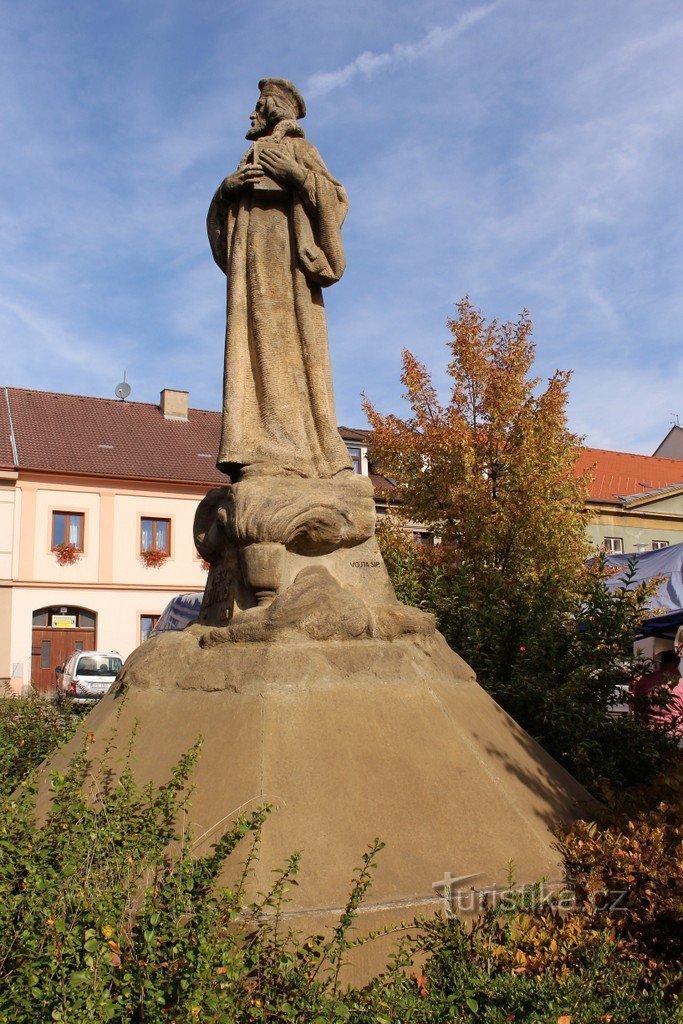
[307,3,500,97]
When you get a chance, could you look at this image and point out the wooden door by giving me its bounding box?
[31,628,96,694]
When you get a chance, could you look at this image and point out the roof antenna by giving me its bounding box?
[114,372,131,401]
[670,413,680,427]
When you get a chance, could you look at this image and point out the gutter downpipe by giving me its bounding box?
[3,387,19,467]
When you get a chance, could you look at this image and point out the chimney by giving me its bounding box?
[160,388,189,421]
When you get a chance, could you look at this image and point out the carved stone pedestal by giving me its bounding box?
[193,472,389,627]
[33,467,599,983]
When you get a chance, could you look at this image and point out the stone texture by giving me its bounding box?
[195,473,375,556]
[207,79,351,481]
[193,474,386,624]
[37,630,596,980]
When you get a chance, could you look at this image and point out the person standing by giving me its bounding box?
[674,624,683,679]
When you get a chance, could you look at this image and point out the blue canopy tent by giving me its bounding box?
[602,542,683,639]
[151,592,202,636]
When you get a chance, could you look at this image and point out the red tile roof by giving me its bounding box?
[2,388,390,487]
[576,447,683,504]
[4,387,226,485]
[8,389,676,506]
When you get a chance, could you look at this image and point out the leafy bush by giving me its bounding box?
[0,707,394,1023]
[377,520,681,795]
[396,905,678,1024]
[558,795,683,979]
[0,698,680,1022]
[0,691,76,799]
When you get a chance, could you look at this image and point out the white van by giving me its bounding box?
[56,650,123,706]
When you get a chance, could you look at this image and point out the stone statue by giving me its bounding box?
[200,78,378,616]
[49,80,595,964]
[207,78,353,482]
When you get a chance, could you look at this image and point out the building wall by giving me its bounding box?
[635,493,683,515]
[8,584,202,694]
[587,510,683,553]
[0,475,18,685]
[111,490,206,587]
[653,427,683,460]
[0,586,12,687]
[32,485,101,583]
[4,472,210,694]
[0,475,17,582]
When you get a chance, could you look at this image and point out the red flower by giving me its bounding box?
[140,549,168,569]
[54,542,81,566]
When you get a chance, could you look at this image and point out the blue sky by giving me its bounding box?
[2,0,682,454]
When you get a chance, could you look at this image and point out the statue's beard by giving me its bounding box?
[246,118,272,140]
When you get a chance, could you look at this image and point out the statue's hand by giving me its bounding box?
[257,147,306,189]
[220,165,264,197]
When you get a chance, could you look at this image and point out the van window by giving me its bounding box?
[76,655,123,676]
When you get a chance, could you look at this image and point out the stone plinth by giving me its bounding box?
[36,616,595,980]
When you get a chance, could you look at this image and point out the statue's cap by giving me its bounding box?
[258,78,306,119]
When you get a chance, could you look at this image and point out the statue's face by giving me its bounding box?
[246,95,278,140]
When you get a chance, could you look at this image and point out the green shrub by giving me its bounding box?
[0,698,680,1021]
[0,692,76,799]
[377,522,682,796]
[0,715,388,1023]
[558,794,683,980]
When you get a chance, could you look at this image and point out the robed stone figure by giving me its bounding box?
[207,78,353,482]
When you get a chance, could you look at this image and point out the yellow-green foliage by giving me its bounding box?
[0,698,680,1022]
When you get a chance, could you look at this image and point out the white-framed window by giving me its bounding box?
[652,540,669,550]
[141,517,171,554]
[347,446,363,474]
[604,536,624,554]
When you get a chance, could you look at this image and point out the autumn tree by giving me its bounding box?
[364,300,682,790]
[364,298,590,676]
[366,296,588,576]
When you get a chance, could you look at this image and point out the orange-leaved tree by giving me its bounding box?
[366,298,680,792]
[364,297,590,691]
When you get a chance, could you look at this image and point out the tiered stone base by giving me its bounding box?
[36,622,595,981]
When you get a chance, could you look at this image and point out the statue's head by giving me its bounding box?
[247,78,306,139]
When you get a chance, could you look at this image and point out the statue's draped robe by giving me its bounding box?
[207,129,352,480]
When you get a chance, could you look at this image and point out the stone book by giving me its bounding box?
[251,139,284,192]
